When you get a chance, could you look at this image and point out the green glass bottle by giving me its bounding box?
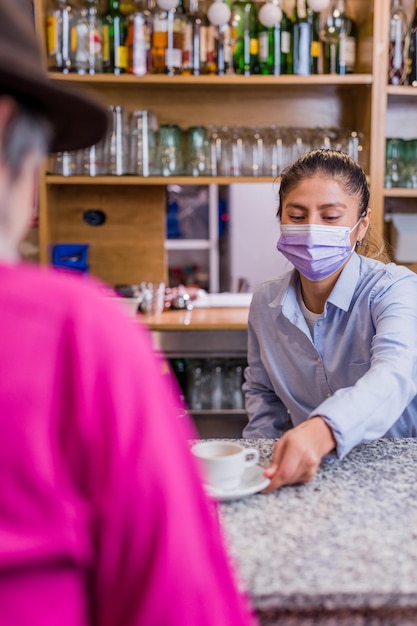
[407,0,417,85]
[310,9,321,74]
[257,0,283,75]
[231,0,259,75]
[102,0,128,74]
[280,6,292,74]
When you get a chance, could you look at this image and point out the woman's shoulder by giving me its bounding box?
[360,255,417,283]
[252,270,295,303]
[358,256,417,302]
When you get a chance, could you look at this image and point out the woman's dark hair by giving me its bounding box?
[277,149,391,262]
[278,149,369,218]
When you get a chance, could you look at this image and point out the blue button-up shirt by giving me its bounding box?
[243,253,417,458]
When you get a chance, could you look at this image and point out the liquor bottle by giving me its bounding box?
[280,4,292,74]
[102,0,128,73]
[126,0,153,75]
[120,1,137,11]
[257,0,283,75]
[321,0,355,75]
[45,0,75,72]
[151,0,185,75]
[388,0,409,85]
[344,13,357,73]
[310,8,321,74]
[182,0,209,75]
[292,0,312,75]
[207,0,232,75]
[407,1,417,86]
[74,0,103,74]
[231,0,259,75]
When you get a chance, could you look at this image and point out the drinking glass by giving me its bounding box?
[185,126,210,176]
[264,126,286,177]
[128,109,158,176]
[402,139,417,188]
[104,105,129,175]
[385,138,405,188]
[243,127,266,177]
[78,138,107,176]
[157,124,184,176]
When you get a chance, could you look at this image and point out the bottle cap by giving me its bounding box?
[258,1,282,27]
[207,0,231,26]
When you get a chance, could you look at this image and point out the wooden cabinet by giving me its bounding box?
[32,0,417,286]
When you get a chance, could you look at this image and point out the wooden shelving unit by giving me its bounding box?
[33,0,417,287]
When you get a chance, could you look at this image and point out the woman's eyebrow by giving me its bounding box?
[285,202,348,210]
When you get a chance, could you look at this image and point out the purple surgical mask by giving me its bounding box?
[276,218,362,282]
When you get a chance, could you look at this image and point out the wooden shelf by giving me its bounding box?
[387,85,417,97]
[48,73,374,87]
[45,175,277,185]
[384,188,417,198]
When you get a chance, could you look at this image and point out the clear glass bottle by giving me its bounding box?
[126,0,153,75]
[344,12,357,74]
[182,0,210,75]
[292,0,312,76]
[321,0,356,75]
[388,0,409,85]
[231,0,259,75]
[102,0,128,73]
[45,0,76,73]
[74,0,103,74]
[151,0,185,75]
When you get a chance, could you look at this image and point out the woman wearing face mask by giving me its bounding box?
[242,149,417,492]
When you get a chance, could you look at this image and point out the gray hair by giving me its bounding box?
[1,102,52,179]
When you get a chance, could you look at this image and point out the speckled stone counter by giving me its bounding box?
[216,438,417,626]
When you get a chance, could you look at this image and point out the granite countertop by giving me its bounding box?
[216,438,417,626]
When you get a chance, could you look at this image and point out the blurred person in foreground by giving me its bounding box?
[243,149,417,492]
[0,3,256,625]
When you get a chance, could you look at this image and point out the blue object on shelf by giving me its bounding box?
[52,244,89,273]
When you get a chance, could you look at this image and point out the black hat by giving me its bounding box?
[0,1,109,152]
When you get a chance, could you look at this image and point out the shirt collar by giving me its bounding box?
[327,253,360,312]
[268,253,361,314]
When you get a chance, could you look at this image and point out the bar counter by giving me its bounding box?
[216,438,417,626]
[140,306,249,330]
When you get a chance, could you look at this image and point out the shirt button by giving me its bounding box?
[326,393,332,398]
[317,320,323,326]
[317,357,321,364]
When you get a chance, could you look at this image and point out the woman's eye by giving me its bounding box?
[322,216,339,222]
[289,215,305,222]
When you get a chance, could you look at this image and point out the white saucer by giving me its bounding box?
[204,464,270,502]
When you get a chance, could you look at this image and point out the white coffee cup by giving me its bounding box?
[191,440,259,490]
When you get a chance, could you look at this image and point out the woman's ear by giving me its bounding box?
[358,207,371,242]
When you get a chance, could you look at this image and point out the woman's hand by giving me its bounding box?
[262,417,336,493]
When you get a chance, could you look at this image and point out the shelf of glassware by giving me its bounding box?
[385,85,417,199]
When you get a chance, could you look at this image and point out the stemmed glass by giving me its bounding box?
[319,0,351,75]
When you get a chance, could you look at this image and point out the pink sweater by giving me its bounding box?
[0,262,256,626]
